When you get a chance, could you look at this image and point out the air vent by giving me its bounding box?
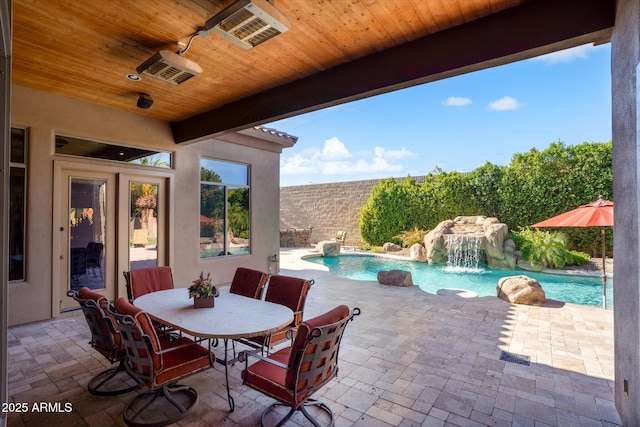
[205,0,290,50]
[136,50,203,85]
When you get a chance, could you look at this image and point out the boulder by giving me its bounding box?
[316,240,341,257]
[410,243,427,262]
[377,270,413,287]
[497,275,546,306]
[383,242,402,252]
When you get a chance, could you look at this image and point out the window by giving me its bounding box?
[200,158,250,258]
[55,135,172,167]
[9,128,27,281]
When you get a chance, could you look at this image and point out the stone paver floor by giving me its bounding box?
[7,248,620,426]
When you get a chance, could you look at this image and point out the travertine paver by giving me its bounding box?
[6,248,620,426]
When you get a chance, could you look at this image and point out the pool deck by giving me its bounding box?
[6,248,619,426]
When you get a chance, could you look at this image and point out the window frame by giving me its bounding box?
[9,127,27,282]
[199,157,251,259]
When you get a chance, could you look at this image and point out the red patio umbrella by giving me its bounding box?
[531,195,613,308]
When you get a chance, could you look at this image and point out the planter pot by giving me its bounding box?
[193,296,215,309]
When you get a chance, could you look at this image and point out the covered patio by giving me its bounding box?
[7,249,618,426]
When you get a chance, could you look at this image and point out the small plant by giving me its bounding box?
[370,246,386,253]
[393,227,427,248]
[514,228,573,269]
[567,250,591,265]
[188,271,217,299]
[359,244,372,251]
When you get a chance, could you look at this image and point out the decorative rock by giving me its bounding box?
[410,243,427,262]
[497,275,546,306]
[383,242,402,252]
[377,270,413,287]
[422,216,516,268]
[316,241,341,257]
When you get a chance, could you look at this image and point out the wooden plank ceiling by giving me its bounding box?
[12,0,614,143]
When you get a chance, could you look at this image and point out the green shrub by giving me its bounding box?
[567,250,590,266]
[514,228,573,269]
[370,246,386,253]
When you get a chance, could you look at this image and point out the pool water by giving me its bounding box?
[306,254,613,309]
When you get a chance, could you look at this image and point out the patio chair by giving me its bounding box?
[240,274,313,355]
[123,265,178,338]
[67,287,143,396]
[286,228,296,247]
[86,241,104,279]
[123,265,174,300]
[239,305,360,426]
[110,297,215,427]
[332,230,347,244]
[229,267,268,299]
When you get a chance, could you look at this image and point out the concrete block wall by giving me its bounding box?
[279,176,426,247]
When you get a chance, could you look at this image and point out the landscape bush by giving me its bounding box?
[360,140,613,256]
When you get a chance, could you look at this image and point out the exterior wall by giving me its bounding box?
[280,177,426,247]
[9,85,286,326]
[612,0,640,424]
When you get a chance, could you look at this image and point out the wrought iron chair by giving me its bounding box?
[229,267,268,299]
[86,241,104,279]
[286,228,296,247]
[242,275,313,355]
[110,297,215,427]
[67,287,143,396]
[240,305,360,426]
[123,265,174,300]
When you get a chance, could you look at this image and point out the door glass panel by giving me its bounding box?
[69,179,106,290]
[129,182,159,270]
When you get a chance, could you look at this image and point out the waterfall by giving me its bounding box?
[445,235,484,273]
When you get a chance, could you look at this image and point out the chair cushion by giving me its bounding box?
[153,337,214,387]
[128,266,174,298]
[243,347,294,405]
[230,268,267,299]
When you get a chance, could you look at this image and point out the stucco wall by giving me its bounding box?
[9,85,286,326]
[280,176,426,247]
[612,0,640,424]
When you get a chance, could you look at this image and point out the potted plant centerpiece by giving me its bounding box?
[188,271,218,308]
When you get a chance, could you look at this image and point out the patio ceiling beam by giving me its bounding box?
[171,0,614,144]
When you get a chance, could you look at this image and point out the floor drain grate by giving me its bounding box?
[499,351,531,366]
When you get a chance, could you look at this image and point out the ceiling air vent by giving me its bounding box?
[205,0,290,50]
[136,50,203,85]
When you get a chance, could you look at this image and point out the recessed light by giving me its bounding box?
[126,73,141,81]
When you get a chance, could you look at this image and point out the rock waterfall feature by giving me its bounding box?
[422,216,517,268]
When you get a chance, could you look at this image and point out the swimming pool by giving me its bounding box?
[305,254,613,309]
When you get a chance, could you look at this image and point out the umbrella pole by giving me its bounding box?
[602,227,607,309]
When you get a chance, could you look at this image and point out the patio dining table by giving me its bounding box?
[134,287,294,412]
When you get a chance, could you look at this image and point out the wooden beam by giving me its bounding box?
[172,0,615,143]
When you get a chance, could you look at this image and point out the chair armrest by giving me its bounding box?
[238,350,289,370]
[154,339,205,356]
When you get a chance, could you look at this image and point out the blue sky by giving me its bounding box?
[268,43,612,187]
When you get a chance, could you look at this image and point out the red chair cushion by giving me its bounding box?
[153,337,214,387]
[128,266,174,298]
[230,268,267,299]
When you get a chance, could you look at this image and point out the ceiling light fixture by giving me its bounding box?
[204,0,290,50]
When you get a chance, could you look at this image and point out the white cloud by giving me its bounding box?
[320,136,352,160]
[280,137,417,177]
[531,45,590,65]
[443,96,472,107]
[488,96,521,111]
